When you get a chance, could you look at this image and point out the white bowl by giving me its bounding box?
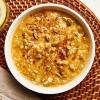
[4,4,95,94]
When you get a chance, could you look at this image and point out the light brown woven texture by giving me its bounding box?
[0,0,100,99]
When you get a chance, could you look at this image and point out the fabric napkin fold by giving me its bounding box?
[0,67,41,100]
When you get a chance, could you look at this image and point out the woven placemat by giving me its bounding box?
[0,0,100,99]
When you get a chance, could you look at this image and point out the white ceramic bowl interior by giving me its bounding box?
[4,4,95,94]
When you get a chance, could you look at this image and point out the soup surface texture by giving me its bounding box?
[12,10,90,87]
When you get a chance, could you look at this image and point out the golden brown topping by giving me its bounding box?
[62,17,74,26]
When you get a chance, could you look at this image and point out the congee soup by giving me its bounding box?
[12,10,90,87]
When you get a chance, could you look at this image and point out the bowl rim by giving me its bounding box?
[4,3,95,94]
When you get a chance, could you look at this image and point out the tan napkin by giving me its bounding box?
[0,67,41,100]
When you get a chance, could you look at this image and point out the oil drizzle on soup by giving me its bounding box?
[12,11,90,87]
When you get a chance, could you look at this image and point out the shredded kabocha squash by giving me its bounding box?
[12,10,90,87]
